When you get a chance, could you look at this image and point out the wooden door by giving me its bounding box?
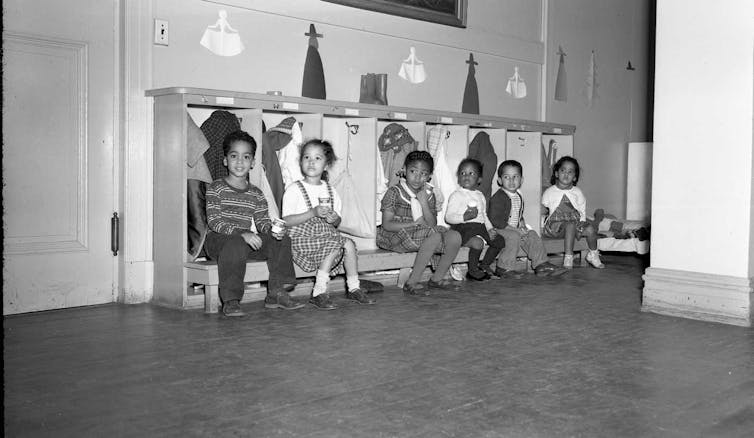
[2,0,117,313]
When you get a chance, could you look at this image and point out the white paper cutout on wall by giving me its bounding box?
[505,66,527,99]
[200,10,244,57]
[398,47,426,84]
[554,46,567,102]
[584,50,598,107]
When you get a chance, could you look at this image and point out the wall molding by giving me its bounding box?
[3,32,89,255]
[642,267,753,327]
[119,0,154,303]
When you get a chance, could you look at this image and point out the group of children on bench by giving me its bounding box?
[207,130,604,317]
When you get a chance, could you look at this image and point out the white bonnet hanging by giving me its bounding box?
[505,66,527,99]
[200,10,244,57]
[398,47,426,84]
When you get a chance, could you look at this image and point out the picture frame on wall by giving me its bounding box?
[323,0,467,28]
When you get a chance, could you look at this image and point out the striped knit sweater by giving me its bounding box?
[206,179,271,235]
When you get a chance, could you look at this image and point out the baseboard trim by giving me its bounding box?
[642,267,752,327]
[120,261,154,304]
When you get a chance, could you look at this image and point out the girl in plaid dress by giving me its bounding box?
[377,151,462,295]
[282,140,375,310]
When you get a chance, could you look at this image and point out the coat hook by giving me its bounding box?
[345,121,359,134]
[518,136,526,147]
[445,130,451,139]
[626,61,635,71]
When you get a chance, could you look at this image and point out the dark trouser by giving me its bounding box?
[479,234,507,268]
[204,231,296,303]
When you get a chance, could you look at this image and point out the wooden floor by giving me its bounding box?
[4,254,754,437]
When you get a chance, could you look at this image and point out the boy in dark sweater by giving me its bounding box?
[205,130,304,316]
[486,160,567,278]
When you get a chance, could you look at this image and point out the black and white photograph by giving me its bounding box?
[3,0,753,436]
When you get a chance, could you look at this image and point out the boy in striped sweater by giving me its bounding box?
[205,130,304,316]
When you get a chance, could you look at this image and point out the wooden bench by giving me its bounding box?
[187,238,586,313]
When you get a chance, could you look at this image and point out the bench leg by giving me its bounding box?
[397,268,411,288]
[205,285,220,314]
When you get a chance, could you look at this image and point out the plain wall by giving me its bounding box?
[651,0,753,277]
[152,0,651,218]
[546,0,651,218]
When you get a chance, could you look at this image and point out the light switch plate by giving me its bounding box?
[154,19,169,45]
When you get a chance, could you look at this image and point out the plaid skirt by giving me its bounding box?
[542,219,589,239]
[376,223,449,254]
[377,224,450,271]
[289,217,349,274]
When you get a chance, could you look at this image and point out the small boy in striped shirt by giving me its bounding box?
[205,130,304,316]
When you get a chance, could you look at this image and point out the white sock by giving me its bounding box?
[312,270,330,297]
[589,249,599,256]
[346,275,360,292]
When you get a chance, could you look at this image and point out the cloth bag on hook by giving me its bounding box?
[332,124,375,238]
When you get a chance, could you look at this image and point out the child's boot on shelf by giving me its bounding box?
[375,73,388,105]
[586,249,605,269]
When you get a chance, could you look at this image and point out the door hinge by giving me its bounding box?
[111,212,120,256]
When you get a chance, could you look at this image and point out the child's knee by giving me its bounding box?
[468,237,484,250]
[446,230,462,247]
[343,239,356,253]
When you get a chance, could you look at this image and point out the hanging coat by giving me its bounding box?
[462,54,479,114]
[468,131,498,201]
[302,24,326,99]
[277,121,304,188]
[200,110,241,181]
[426,125,458,227]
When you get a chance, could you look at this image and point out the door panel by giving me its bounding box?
[2,0,117,314]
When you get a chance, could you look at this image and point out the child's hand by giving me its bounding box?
[242,232,263,250]
[416,186,430,203]
[270,227,286,240]
[463,206,478,221]
[413,216,427,226]
[313,205,330,218]
[324,210,339,224]
[488,228,497,239]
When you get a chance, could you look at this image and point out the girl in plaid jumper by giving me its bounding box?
[377,151,462,295]
[282,140,375,310]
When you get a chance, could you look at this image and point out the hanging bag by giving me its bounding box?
[332,123,375,238]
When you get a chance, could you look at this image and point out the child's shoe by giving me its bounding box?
[563,254,574,269]
[448,264,464,281]
[264,291,305,310]
[480,264,496,277]
[403,282,430,296]
[466,269,491,281]
[534,261,568,277]
[222,300,246,317]
[309,292,337,310]
[427,278,461,291]
[586,250,605,269]
[493,267,525,280]
[345,288,376,305]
